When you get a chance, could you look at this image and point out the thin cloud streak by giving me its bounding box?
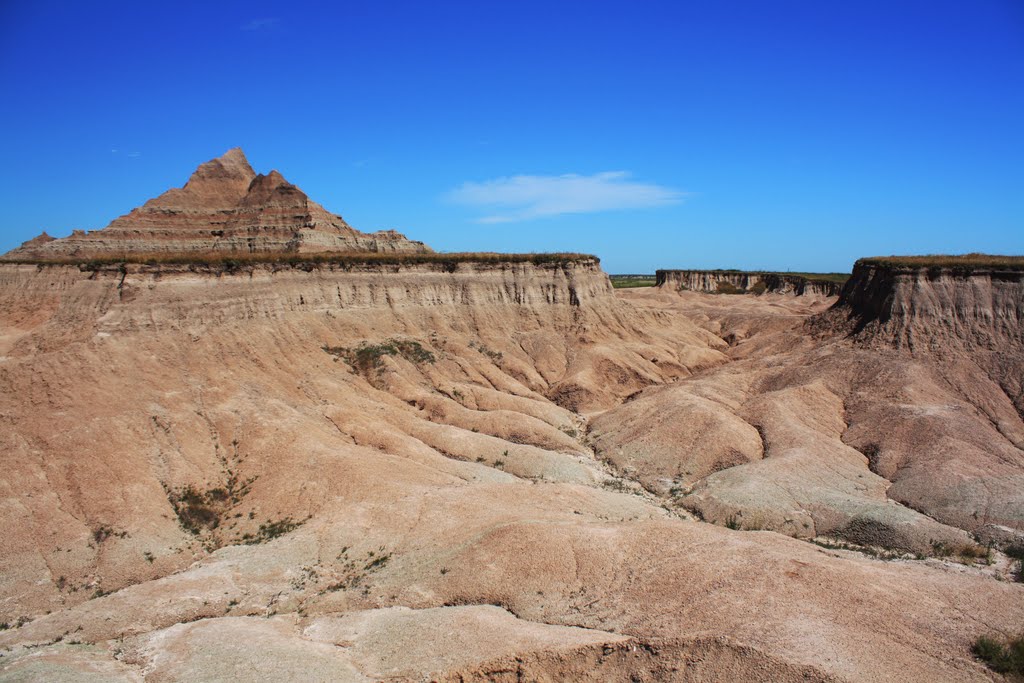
[447,171,686,223]
[241,17,278,31]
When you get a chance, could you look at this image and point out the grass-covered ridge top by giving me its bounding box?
[657,268,850,284]
[857,254,1024,271]
[2,251,599,269]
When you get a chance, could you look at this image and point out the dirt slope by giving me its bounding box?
[0,259,1021,682]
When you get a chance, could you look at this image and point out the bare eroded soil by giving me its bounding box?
[0,262,1022,682]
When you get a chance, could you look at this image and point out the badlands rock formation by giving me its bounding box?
[657,269,844,297]
[1,149,430,260]
[1,250,1023,682]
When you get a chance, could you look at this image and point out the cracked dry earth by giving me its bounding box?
[1,261,1022,682]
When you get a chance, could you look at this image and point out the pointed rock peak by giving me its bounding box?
[220,147,248,164]
[190,147,256,184]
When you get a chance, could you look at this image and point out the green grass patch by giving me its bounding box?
[610,274,657,288]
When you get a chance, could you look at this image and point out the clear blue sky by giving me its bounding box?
[1,1,1021,273]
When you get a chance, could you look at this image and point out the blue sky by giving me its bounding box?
[1,1,1021,273]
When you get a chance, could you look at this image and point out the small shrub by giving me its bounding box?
[1006,544,1024,582]
[168,485,222,534]
[859,443,881,471]
[972,634,1024,676]
[242,517,304,545]
[601,479,632,493]
[326,338,435,375]
[469,341,504,361]
[715,281,746,295]
[166,477,255,536]
[323,547,393,593]
[931,540,990,564]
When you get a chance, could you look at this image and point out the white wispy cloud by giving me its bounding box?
[241,17,278,31]
[446,171,686,223]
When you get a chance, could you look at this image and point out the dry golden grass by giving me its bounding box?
[858,254,1024,270]
[1,251,599,269]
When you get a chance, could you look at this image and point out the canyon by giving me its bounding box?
[0,155,1022,682]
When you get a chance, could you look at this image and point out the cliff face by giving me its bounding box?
[656,269,842,297]
[0,258,616,338]
[813,259,1024,418]
[2,148,430,260]
[820,261,1024,350]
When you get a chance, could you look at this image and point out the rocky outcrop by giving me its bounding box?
[2,148,430,260]
[810,255,1024,429]
[656,269,843,297]
[816,258,1024,351]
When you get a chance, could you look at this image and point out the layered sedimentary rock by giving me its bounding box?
[656,269,843,297]
[2,148,430,260]
[818,258,1024,350]
[3,256,1022,681]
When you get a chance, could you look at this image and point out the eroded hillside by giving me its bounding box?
[0,256,1022,682]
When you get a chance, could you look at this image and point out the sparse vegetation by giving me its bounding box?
[858,443,882,471]
[972,634,1024,677]
[323,547,393,593]
[601,478,633,493]
[324,338,435,374]
[7,251,600,270]
[715,281,746,295]
[930,540,991,564]
[1005,544,1024,582]
[166,477,254,536]
[810,537,909,560]
[722,512,767,531]
[469,340,503,361]
[242,517,304,545]
[858,254,1024,271]
[168,485,225,534]
[748,280,768,295]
